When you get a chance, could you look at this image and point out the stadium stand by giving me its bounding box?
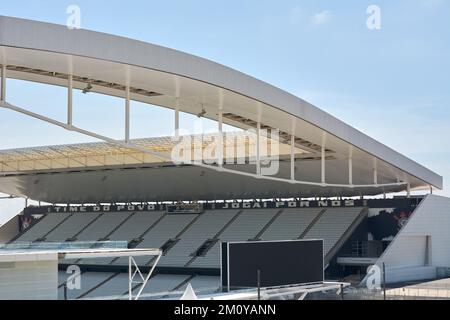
[81,272,130,300]
[76,273,204,300]
[45,213,101,241]
[136,274,191,298]
[75,212,131,241]
[158,210,240,267]
[113,213,198,266]
[14,212,73,242]
[16,206,367,268]
[302,207,365,259]
[189,209,279,268]
[177,275,221,292]
[58,271,116,300]
[62,272,220,300]
[9,202,408,300]
[260,208,323,241]
[12,204,383,299]
[79,211,165,265]
[106,212,166,242]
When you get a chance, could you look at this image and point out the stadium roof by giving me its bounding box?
[0,16,442,203]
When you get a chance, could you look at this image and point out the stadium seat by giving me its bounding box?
[260,208,322,241]
[15,213,72,242]
[158,210,240,267]
[302,207,364,255]
[190,209,278,268]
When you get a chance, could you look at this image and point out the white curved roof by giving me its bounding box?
[0,16,442,202]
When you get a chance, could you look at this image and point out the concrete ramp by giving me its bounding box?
[362,195,450,285]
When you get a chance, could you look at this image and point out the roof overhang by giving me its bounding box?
[0,16,443,202]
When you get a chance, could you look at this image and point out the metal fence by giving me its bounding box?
[0,240,128,250]
[309,283,450,300]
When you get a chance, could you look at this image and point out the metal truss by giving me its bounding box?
[0,64,411,193]
[128,253,162,300]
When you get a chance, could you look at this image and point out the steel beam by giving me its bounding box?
[134,253,162,300]
[290,119,296,181]
[175,98,180,139]
[218,93,224,168]
[349,146,353,186]
[125,85,130,142]
[128,256,132,300]
[0,100,409,189]
[256,105,262,175]
[321,132,326,185]
[1,65,5,101]
[373,158,378,185]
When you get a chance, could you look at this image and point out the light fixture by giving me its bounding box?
[82,83,93,94]
[197,105,207,118]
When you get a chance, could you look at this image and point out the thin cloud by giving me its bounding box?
[312,10,332,26]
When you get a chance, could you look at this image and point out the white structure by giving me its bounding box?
[0,15,447,296]
[0,247,161,300]
[364,195,450,284]
[197,282,349,300]
[0,16,442,203]
[0,250,58,299]
[180,283,198,300]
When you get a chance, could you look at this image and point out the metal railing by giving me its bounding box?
[0,241,128,251]
[339,240,388,258]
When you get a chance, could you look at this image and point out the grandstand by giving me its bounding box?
[159,209,241,267]
[2,198,420,299]
[0,16,448,300]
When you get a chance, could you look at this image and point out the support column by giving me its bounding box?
[1,65,6,102]
[256,105,262,175]
[134,253,162,300]
[373,158,378,185]
[125,85,130,142]
[321,132,326,184]
[290,134,295,181]
[256,121,261,175]
[290,118,296,181]
[218,93,223,168]
[128,256,132,300]
[67,74,73,125]
[348,146,353,185]
[407,183,411,198]
[175,98,180,139]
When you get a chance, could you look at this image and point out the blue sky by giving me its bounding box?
[0,0,449,222]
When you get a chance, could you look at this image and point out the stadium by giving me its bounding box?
[0,15,448,300]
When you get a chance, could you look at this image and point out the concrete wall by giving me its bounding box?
[364,195,450,284]
[0,259,58,299]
